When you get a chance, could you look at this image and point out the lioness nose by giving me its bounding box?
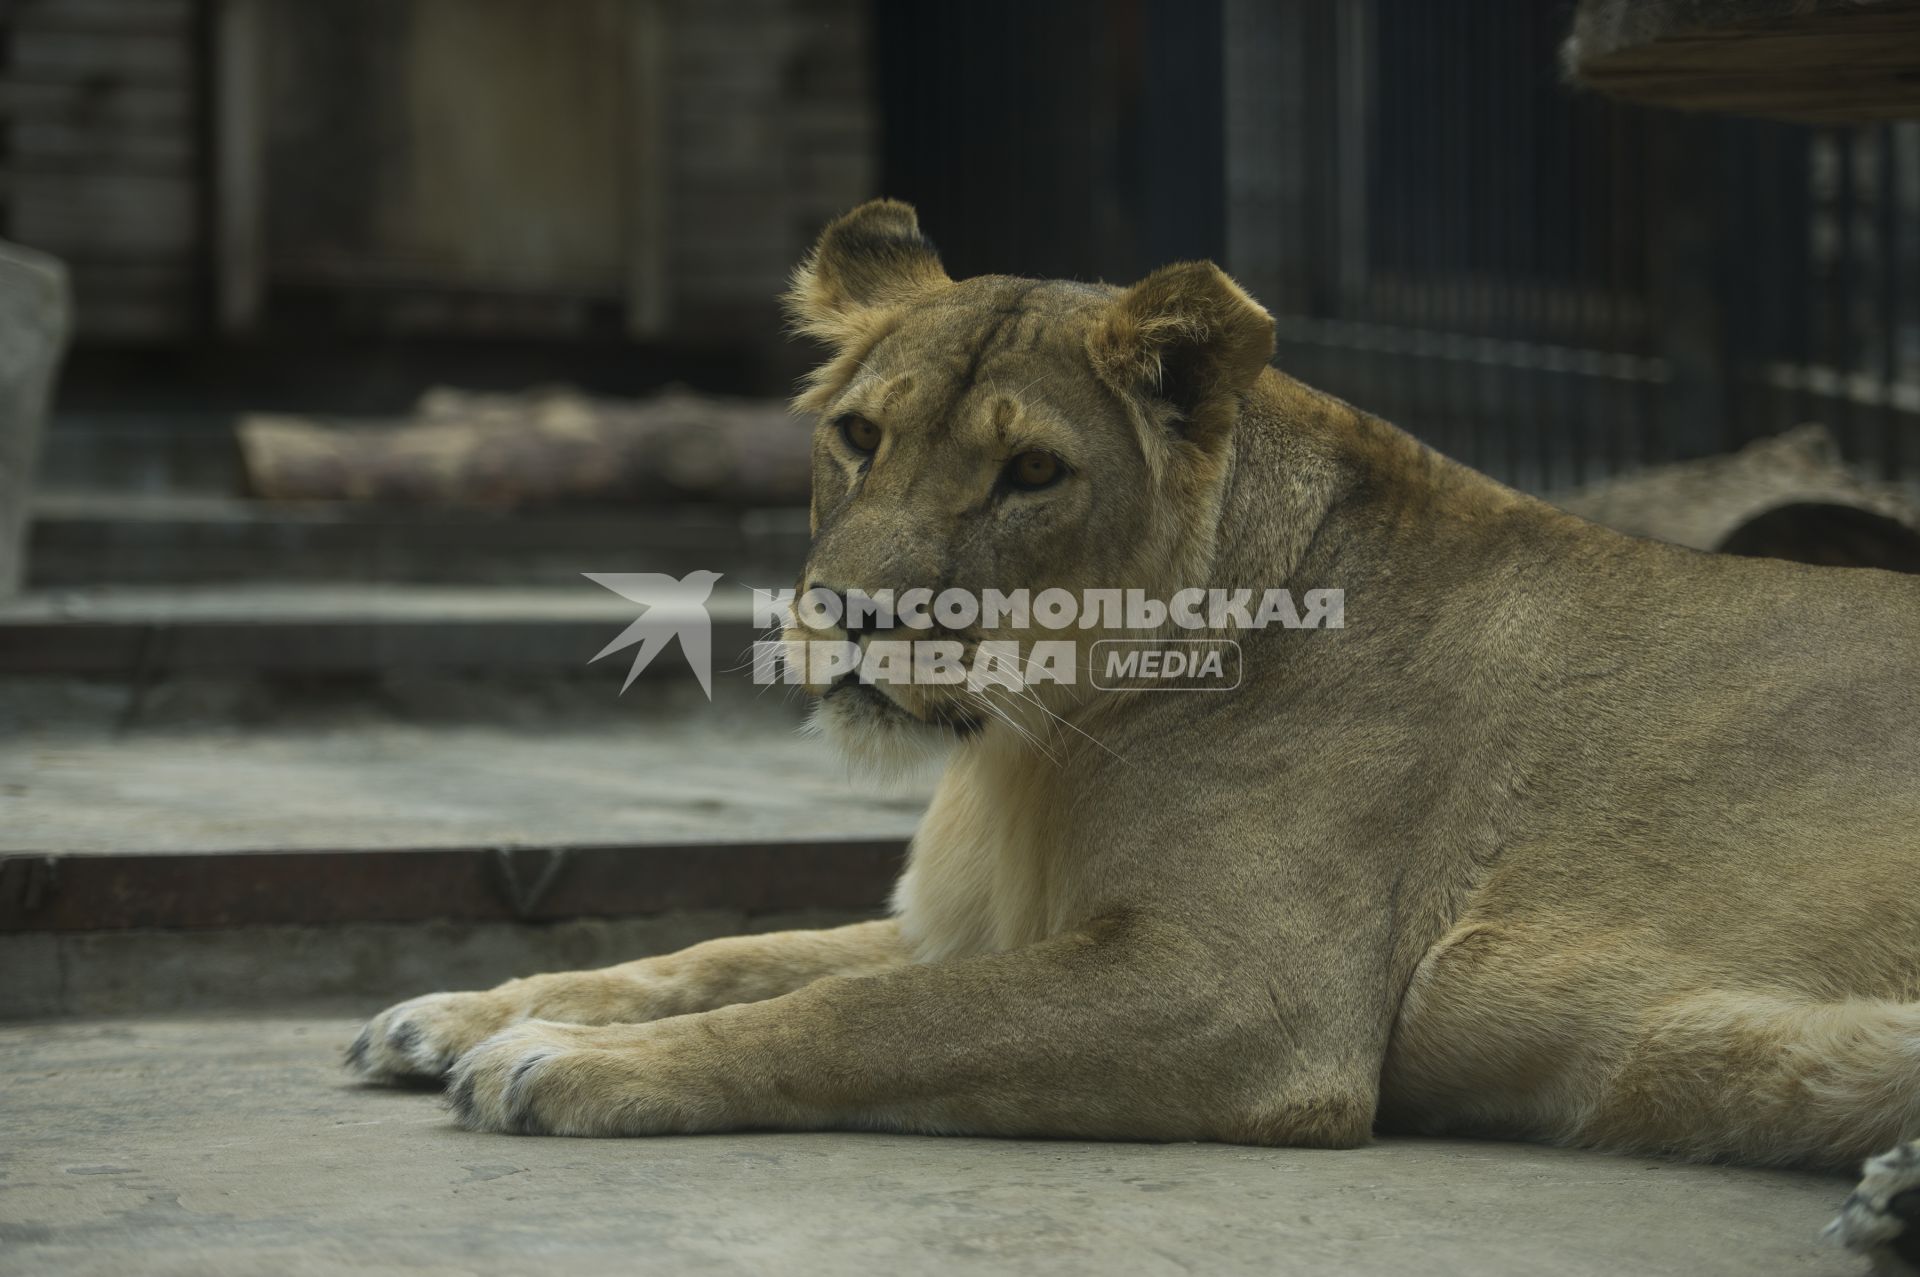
[804,583,889,639]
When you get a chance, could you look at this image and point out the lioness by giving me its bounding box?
[350,200,1920,1267]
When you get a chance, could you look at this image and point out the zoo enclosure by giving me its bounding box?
[4,0,1915,492]
[881,0,1920,492]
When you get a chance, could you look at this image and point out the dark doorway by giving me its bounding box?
[872,0,1225,286]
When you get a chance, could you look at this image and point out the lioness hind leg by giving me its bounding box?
[347,919,907,1083]
[1579,992,1920,1169]
[1828,1140,1920,1276]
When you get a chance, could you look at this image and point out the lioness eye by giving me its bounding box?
[1005,450,1063,491]
[837,414,882,454]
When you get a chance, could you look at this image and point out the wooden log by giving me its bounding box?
[1564,0,1920,122]
[237,386,813,509]
[1553,424,1920,571]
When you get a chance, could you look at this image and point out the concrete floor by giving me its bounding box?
[0,1018,1860,1276]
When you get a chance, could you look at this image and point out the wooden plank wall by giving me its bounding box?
[0,0,875,349]
[666,0,874,340]
[1,0,204,341]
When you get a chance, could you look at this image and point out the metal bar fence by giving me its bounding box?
[1224,0,1920,494]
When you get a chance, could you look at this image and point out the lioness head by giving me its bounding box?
[782,199,1275,769]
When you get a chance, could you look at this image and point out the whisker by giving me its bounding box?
[979,647,1132,766]
[959,685,1058,766]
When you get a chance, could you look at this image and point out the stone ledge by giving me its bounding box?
[0,838,905,933]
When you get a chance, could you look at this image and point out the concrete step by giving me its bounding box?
[0,839,907,933]
[0,580,779,677]
[0,705,926,1013]
[0,704,925,928]
[26,490,810,587]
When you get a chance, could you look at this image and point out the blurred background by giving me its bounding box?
[6,0,1917,490]
[1,0,1917,1011]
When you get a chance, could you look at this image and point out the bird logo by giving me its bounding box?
[583,570,724,697]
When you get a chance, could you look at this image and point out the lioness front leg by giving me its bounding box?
[347,919,907,1083]
[446,916,1381,1145]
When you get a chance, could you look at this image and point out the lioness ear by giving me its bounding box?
[1088,261,1274,437]
[785,199,950,344]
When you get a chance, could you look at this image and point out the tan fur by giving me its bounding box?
[352,203,1920,1225]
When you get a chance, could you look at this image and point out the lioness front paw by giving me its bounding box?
[1827,1139,1920,1276]
[346,990,517,1084]
[445,1021,606,1135]
[445,1021,699,1137]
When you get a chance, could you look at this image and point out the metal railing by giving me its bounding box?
[1223,0,1920,491]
